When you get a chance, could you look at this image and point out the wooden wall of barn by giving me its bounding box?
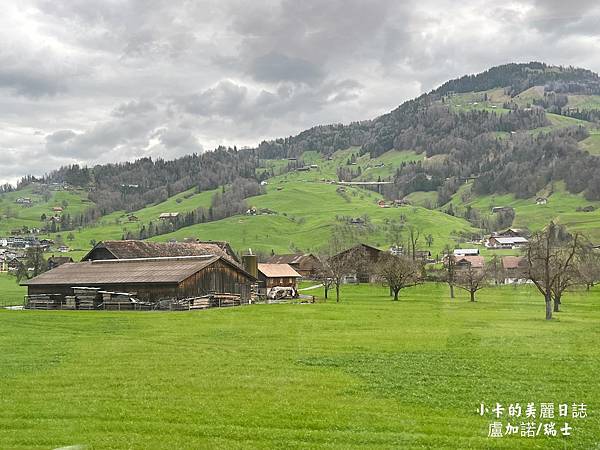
[26,259,253,302]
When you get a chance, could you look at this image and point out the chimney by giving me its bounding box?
[242,248,258,278]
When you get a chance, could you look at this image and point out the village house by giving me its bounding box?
[501,256,528,284]
[265,253,322,279]
[414,250,433,262]
[487,236,529,249]
[22,255,256,303]
[256,263,302,294]
[455,255,485,271]
[159,212,180,221]
[333,243,383,283]
[491,206,514,214]
[536,197,548,205]
[493,228,528,238]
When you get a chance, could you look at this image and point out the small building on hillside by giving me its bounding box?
[494,228,528,238]
[22,256,256,303]
[455,256,485,271]
[501,256,528,284]
[487,236,529,249]
[257,263,302,293]
[265,253,322,279]
[536,197,548,205]
[159,212,180,221]
[82,240,240,265]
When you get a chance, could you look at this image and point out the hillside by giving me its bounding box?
[2,61,600,273]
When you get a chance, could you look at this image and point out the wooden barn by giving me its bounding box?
[264,253,322,278]
[332,243,383,283]
[22,256,256,303]
[82,240,240,265]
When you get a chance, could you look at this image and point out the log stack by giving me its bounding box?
[73,287,100,310]
[99,291,136,310]
[25,294,63,309]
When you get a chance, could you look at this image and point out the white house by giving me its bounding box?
[487,236,529,249]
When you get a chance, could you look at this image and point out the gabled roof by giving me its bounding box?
[502,256,527,270]
[455,256,485,268]
[491,237,528,244]
[22,255,255,286]
[81,240,237,264]
[257,263,302,278]
[265,253,315,265]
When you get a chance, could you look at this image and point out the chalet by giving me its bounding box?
[127,215,139,222]
[455,256,485,271]
[393,199,411,207]
[265,253,322,279]
[159,212,180,221]
[81,240,241,266]
[332,243,383,283]
[47,256,74,271]
[58,246,70,253]
[494,228,528,238]
[487,236,528,249]
[15,197,32,205]
[501,256,528,284]
[257,263,302,293]
[8,257,25,273]
[52,207,64,213]
[389,245,403,256]
[536,197,548,205]
[22,256,256,303]
[454,248,480,256]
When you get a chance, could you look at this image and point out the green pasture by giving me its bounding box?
[1,283,598,449]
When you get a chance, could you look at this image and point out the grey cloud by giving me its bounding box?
[179,81,248,116]
[248,52,324,85]
[112,100,157,117]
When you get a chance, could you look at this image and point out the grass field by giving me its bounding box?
[0,273,25,305]
[1,283,598,449]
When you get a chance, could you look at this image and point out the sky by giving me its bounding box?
[1,0,600,184]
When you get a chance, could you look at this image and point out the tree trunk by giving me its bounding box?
[324,284,328,299]
[336,284,340,303]
[470,290,475,302]
[545,295,553,320]
[389,285,393,297]
[449,283,455,299]
[393,288,399,301]
[553,295,561,313]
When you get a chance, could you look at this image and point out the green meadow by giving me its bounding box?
[1,283,598,449]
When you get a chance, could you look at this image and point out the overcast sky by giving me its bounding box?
[1,0,599,184]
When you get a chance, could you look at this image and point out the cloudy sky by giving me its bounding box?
[1,0,599,183]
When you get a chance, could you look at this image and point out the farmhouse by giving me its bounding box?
[487,236,529,249]
[47,256,74,271]
[491,206,514,214]
[82,240,240,265]
[159,212,180,221]
[265,253,322,279]
[455,256,485,271]
[501,256,528,284]
[257,263,302,292]
[494,228,528,238]
[333,243,383,283]
[536,197,548,205]
[22,256,256,303]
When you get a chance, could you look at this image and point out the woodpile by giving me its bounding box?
[24,294,64,309]
[73,287,100,310]
[99,291,136,310]
[156,293,244,310]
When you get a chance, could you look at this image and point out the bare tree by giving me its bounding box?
[15,246,47,283]
[577,246,600,291]
[443,245,456,299]
[407,225,420,260]
[526,222,580,320]
[425,233,434,248]
[317,233,362,303]
[376,253,422,301]
[455,265,488,302]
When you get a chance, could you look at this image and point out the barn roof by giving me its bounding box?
[22,255,255,286]
[265,253,314,264]
[502,256,527,270]
[491,237,528,244]
[456,256,485,268]
[257,263,302,278]
[81,240,238,264]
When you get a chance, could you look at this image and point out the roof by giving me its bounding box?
[265,253,313,265]
[491,237,529,244]
[455,256,485,268]
[257,263,302,278]
[81,240,237,264]
[502,256,527,270]
[454,248,479,255]
[22,255,254,286]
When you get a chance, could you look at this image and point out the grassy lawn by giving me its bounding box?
[0,273,25,306]
[1,283,598,449]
